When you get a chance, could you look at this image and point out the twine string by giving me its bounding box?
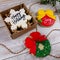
[0,27,60,58]
[0,26,26,54]
[46,29,60,37]
[29,2,60,58]
[0,2,39,54]
[0,2,59,58]
[0,43,26,54]
[29,2,40,10]
[46,29,60,58]
[49,42,60,58]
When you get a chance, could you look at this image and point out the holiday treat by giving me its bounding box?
[4,8,32,32]
[25,32,51,57]
[36,9,56,27]
[0,4,37,39]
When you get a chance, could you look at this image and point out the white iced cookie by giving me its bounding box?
[11,25,17,32]
[5,8,32,32]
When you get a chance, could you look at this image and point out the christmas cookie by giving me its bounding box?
[25,32,51,57]
[4,8,32,32]
[36,9,56,27]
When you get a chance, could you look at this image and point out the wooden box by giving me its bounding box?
[0,3,37,39]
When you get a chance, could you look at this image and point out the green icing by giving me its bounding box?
[38,19,42,23]
[36,40,51,57]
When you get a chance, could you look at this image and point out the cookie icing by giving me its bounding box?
[11,25,17,31]
[4,8,32,30]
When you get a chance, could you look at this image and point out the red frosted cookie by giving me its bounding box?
[37,9,56,27]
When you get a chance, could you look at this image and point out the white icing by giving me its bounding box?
[17,19,27,28]
[20,12,26,17]
[25,15,32,20]
[20,20,27,28]
[4,17,11,23]
[16,21,21,27]
[10,9,15,15]
[10,19,15,26]
[20,8,25,13]
[19,8,26,16]
[21,22,27,28]
[38,44,44,50]
[11,25,17,31]
[24,19,28,22]
[10,10,26,25]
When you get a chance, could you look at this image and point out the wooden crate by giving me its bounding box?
[0,3,37,39]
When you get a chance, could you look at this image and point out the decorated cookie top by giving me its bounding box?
[36,9,56,27]
[25,32,51,57]
[4,8,32,31]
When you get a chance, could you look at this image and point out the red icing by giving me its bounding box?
[39,35,47,42]
[25,37,36,48]
[25,37,36,55]
[30,46,36,55]
[41,15,55,26]
[30,32,41,41]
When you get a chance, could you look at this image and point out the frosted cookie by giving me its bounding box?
[36,9,56,27]
[25,32,51,57]
[4,8,32,33]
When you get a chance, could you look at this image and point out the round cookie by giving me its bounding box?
[36,9,56,27]
[25,32,51,57]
